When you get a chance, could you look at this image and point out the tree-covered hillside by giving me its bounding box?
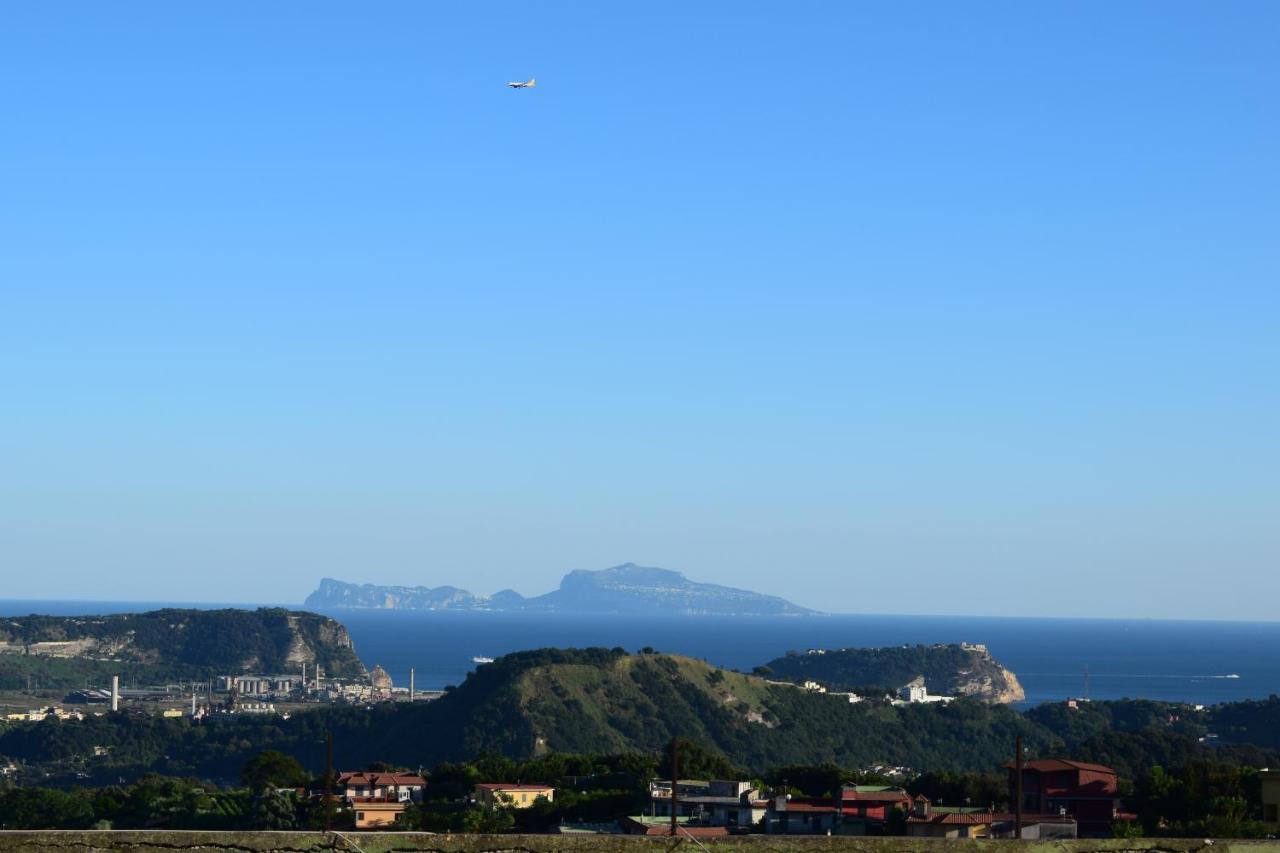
[0,648,1051,781]
[2,650,1276,789]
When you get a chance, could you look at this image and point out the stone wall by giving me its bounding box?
[0,832,1276,853]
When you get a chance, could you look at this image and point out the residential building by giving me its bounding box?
[906,796,1077,840]
[840,785,912,824]
[1006,758,1121,837]
[895,679,954,704]
[338,771,426,803]
[353,800,406,829]
[765,785,911,835]
[767,795,838,834]
[1262,769,1280,831]
[649,779,768,828]
[474,783,555,809]
[906,811,994,838]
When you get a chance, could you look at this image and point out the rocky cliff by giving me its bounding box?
[761,643,1025,703]
[0,608,366,680]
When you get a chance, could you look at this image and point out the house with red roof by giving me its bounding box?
[333,770,426,830]
[1006,758,1122,836]
[905,796,1077,840]
[765,786,913,834]
[336,770,426,804]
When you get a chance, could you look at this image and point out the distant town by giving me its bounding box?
[5,661,442,724]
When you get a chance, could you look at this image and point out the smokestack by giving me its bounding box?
[191,690,197,716]
[410,668,415,702]
[111,675,119,712]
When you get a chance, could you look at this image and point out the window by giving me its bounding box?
[1265,804,1278,822]
[356,812,365,821]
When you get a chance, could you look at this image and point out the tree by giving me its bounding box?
[240,750,307,790]
[765,764,845,797]
[248,787,297,830]
[461,805,514,833]
[662,738,739,781]
[0,787,94,829]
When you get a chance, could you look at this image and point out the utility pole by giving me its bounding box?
[669,737,679,838]
[1014,735,1024,839]
[324,731,335,833]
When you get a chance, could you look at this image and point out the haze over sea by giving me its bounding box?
[2,599,1277,710]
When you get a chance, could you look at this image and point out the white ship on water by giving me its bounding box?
[472,656,494,664]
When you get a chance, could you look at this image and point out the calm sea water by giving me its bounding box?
[3,600,1278,709]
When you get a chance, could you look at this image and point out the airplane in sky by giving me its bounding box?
[507,78,536,89]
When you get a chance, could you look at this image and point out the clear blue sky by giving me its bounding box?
[1,3,1276,618]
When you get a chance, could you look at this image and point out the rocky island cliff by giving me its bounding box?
[760,642,1025,703]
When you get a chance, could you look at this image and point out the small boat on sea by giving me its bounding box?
[472,656,495,664]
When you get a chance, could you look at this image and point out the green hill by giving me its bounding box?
[379,648,1048,772]
[0,608,366,688]
[5,649,1280,787]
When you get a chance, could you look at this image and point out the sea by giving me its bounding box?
[3,599,1278,709]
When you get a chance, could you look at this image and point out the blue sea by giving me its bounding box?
[3,600,1278,709]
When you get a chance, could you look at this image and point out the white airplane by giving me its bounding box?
[507,78,536,89]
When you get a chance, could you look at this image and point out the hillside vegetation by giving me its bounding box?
[3,649,1276,788]
[418,649,1045,771]
[761,644,1025,703]
[0,609,366,688]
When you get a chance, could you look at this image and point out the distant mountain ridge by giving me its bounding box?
[304,563,818,616]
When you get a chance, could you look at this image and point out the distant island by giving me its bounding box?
[304,562,818,616]
[760,642,1025,703]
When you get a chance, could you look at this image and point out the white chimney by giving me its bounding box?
[111,675,119,712]
[410,668,415,702]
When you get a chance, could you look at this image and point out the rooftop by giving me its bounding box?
[1005,759,1116,775]
[337,772,426,786]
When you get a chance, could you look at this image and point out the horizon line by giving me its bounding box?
[0,595,1275,627]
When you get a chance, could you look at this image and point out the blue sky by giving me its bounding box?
[1,3,1276,617]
